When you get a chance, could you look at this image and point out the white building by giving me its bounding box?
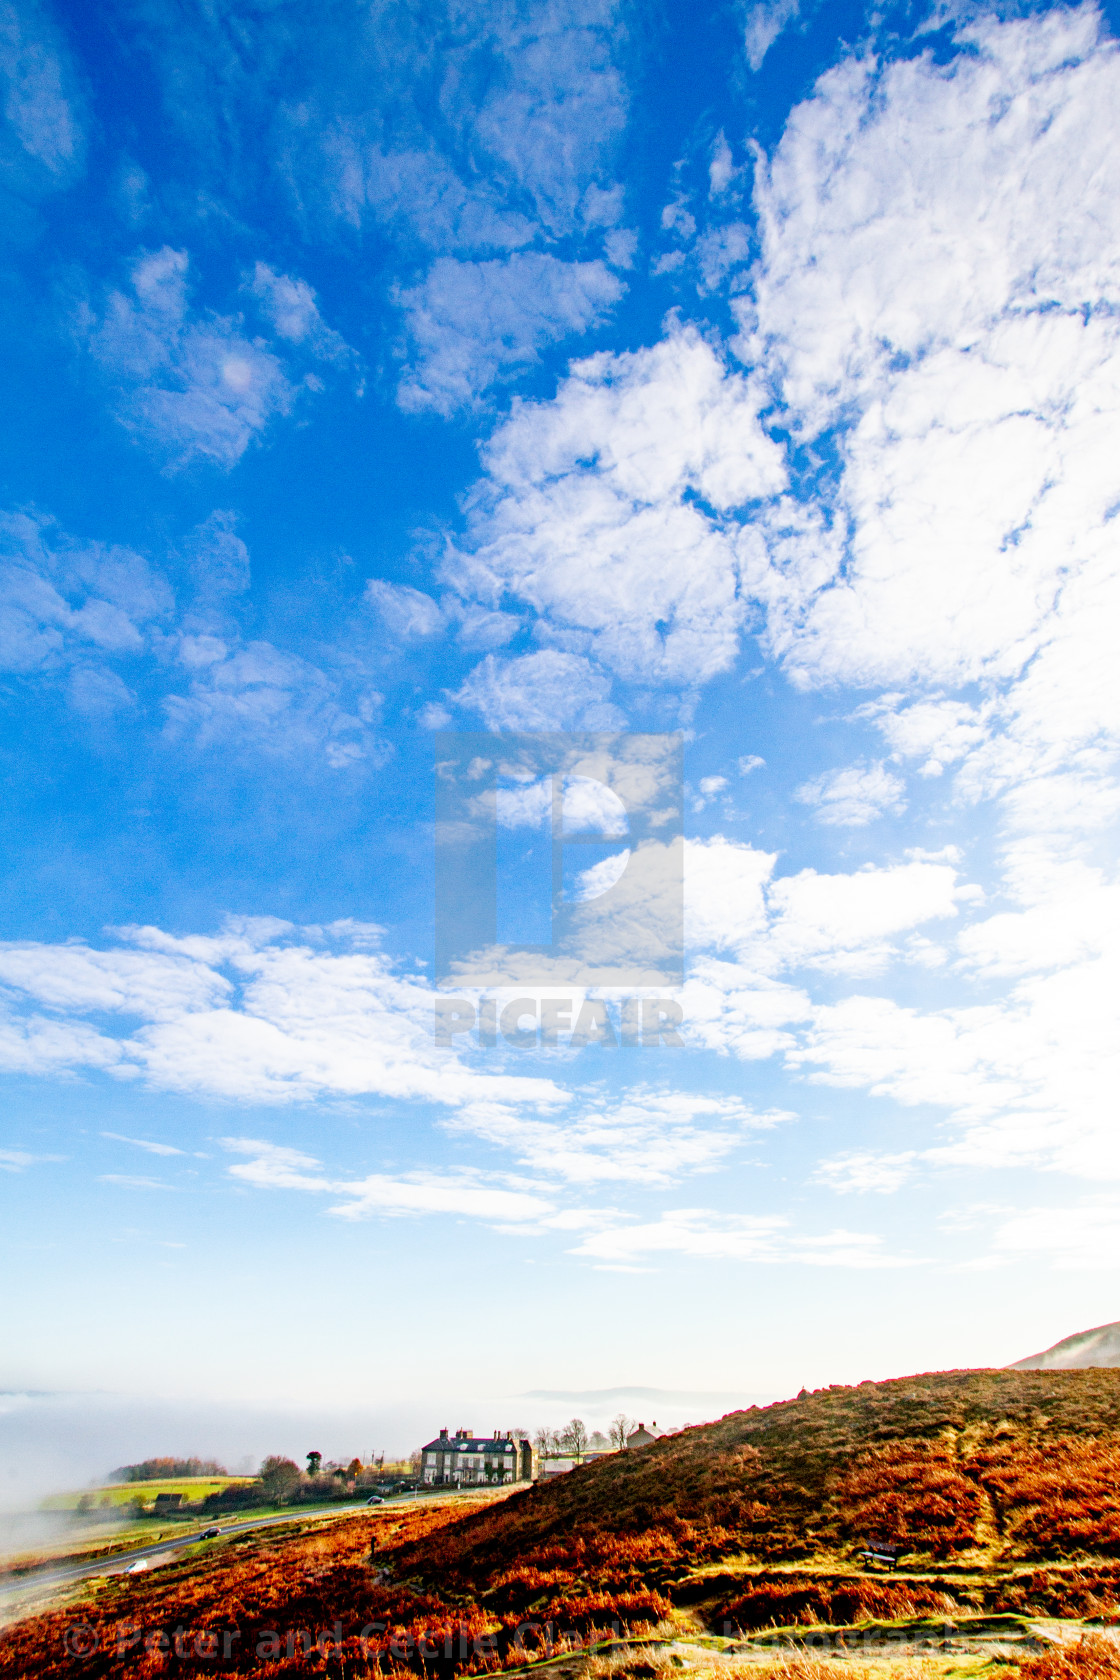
[419,1428,534,1486]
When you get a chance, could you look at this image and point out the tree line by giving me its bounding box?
[110,1457,228,1482]
[532,1415,637,1461]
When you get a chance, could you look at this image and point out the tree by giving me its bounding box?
[534,1427,558,1458]
[110,1456,227,1482]
[346,1458,363,1479]
[258,1456,301,1503]
[610,1413,636,1450]
[306,1450,322,1477]
[560,1418,588,1462]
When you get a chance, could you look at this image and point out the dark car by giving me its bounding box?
[202,1526,221,1538]
[366,1495,384,1505]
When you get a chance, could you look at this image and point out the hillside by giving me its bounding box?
[7,1368,1120,1677]
[384,1367,1120,1626]
[1013,1322,1120,1371]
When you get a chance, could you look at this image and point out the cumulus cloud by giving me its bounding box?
[0,919,568,1114]
[396,254,623,413]
[455,649,624,731]
[739,6,1120,820]
[684,837,967,978]
[444,326,785,702]
[640,5,1120,1211]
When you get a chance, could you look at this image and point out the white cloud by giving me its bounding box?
[163,638,376,768]
[495,775,551,831]
[571,1207,898,1268]
[101,1132,186,1157]
[795,761,906,827]
[397,254,623,413]
[0,920,569,1114]
[221,1137,556,1225]
[80,249,352,470]
[862,697,991,779]
[0,0,84,191]
[366,580,444,642]
[444,326,785,696]
[709,132,735,197]
[0,1148,62,1171]
[268,0,627,253]
[0,509,170,679]
[684,837,965,977]
[183,510,251,602]
[455,649,624,730]
[98,1174,176,1190]
[0,939,229,1018]
[738,6,1120,840]
[447,1090,776,1187]
[664,6,1120,1204]
[789,941,1120,1181]
[741,0,801,72]
[248,263,356,370]
[814,1151,917,1194]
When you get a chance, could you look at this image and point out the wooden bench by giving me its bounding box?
[857,1543,900,1570]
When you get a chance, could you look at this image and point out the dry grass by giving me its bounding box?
[1011,1637,1120,1680]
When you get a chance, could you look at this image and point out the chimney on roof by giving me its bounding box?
[439,1428,448,1440]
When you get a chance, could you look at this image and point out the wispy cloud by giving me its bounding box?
[221,1137,557,1226]
[78,249,355,470]
[101,1132,186,1157]
[795,762,906,828]
[396,254,622,413]
[570,1208,902,1269]
[0,0,85,194]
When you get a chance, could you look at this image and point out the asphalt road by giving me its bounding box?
[0,1498,403,1603]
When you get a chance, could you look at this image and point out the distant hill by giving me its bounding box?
[1011,1320,1120,1369]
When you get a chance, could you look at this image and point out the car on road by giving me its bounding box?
[366,1496,383,1505]
[202,1527,221,1538]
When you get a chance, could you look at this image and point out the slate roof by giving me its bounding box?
[421,1434,521,1453]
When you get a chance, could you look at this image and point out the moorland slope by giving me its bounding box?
[8,1368,1120,1676]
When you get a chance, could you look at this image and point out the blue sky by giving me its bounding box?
[3,0,1120,1481]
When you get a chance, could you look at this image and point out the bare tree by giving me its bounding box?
[534,1426,558,1458]
[560,1418,588,1462]
[609,1413,636,1450]
[259,1456,301,1503]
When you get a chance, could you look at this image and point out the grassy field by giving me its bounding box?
[40,1475,253,1512]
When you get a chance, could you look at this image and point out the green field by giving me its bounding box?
[40,1475,252,1511]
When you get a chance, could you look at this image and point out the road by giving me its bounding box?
[0,1498,400,1605]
